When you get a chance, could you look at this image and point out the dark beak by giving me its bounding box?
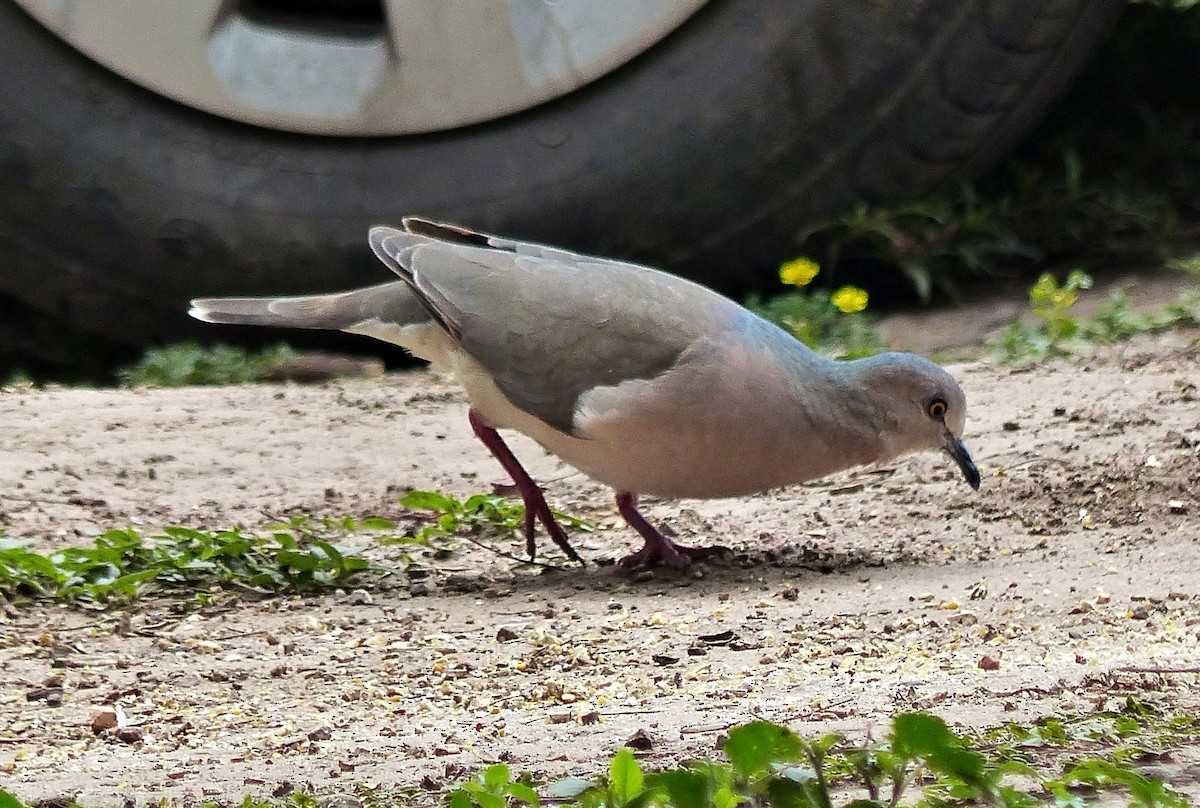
[944,432,981,490]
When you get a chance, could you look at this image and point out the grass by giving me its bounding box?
[390,488,591,556]
[440,706,1194,808]
[791,150,1177,305]
[0,521,375,604]
[750,254,1200,367]
[0,490,591,605]
[3,703,1192,807]
[989,269,1200,365]
[118,342,296,387]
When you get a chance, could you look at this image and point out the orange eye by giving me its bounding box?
[927,399,947,419]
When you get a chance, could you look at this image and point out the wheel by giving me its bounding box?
[0,0,1123,360]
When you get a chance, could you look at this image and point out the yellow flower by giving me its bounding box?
[779,256,820,288]
[831,285,869,314]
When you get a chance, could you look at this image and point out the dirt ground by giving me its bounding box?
[1,321,1199,805]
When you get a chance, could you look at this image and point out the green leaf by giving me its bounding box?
[0,788,31,808]
[400,489,457,511]
[766,777,821,808]
[482,762,511,791]
[275,550,319,572]
[459,787,504,808]
[447,791,473,808]
[892,713,990,790]
[462,493,500,513]
[711,785,745,808]
[548,776,594,798]
[110,568,162,595]
[1058,759,1187,808]
[608,748,645,806]
[504,781,540,806]
[644,770,710,808]
[208,539,254,557]
[725,721,804,779]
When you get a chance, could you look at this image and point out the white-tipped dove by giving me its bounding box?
[190,218,980,569]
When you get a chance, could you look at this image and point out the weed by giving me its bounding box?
[0,701,1191,807]
[783,1,1200,303]
[0,488,594,605]
[748,257,887,359]
[0,520,377,604]
[795,148,1177,304]
[118,342,296,387]
[1,369,34,388]
[991,270,1095,363]
[991,270,1200,365]
[449,763,539,808]
[388,489,592,558]
[447,710,1191,807]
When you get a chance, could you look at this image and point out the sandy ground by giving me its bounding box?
[1,325,1199,805]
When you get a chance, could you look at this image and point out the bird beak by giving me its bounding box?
[943,431,981,490]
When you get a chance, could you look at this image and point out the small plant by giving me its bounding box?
[119,342,296,387]
[0,488,594,606]
[992,269,1200,365]
[0,520,377,604]
[992,269,1094,363]
[1,369,34,388]
[448,711,1191,807]
[449,763,540,808]
[389,489,592,558]
[1131,0,1200,9]
[748,257,886,359]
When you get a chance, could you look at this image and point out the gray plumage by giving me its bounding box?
[190,218,980,568]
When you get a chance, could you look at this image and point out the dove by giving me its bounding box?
[189,218,980,569]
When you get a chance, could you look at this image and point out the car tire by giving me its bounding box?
[0,0,1123,355]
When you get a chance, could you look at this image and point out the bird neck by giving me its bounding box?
[769,346,901,477]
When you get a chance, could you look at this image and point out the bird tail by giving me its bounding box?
[188,281,425,331]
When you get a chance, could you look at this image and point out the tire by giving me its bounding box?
[0,0,1123,355]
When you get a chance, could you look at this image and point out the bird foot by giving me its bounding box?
[614,490,730,570]
[519,488,583,564]
[618,540,731,570]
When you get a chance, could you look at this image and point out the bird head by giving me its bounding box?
[851,353,981,490]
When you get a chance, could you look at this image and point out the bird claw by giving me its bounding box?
[618,541,731,571]
[523,496,584,565]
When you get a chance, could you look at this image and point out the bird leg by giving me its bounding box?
[615,492,730,569]
[468,408,583,564]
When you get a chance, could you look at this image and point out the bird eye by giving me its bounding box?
[927,399,947,419]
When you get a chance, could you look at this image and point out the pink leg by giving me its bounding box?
[615,492,730,570]
[468,409,583,564]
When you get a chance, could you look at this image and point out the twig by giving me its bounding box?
[52,618,114,633]
[214,629,273,642]
[0,493,88,506]
[1111,665,1200,674]
[806,744,834,808]
[456,533,578,571]
[680,722,736,735]
[1001,456,1072,473]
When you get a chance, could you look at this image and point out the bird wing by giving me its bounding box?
[370,220,737,435]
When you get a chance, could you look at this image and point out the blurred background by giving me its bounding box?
[1,0,1197,382]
